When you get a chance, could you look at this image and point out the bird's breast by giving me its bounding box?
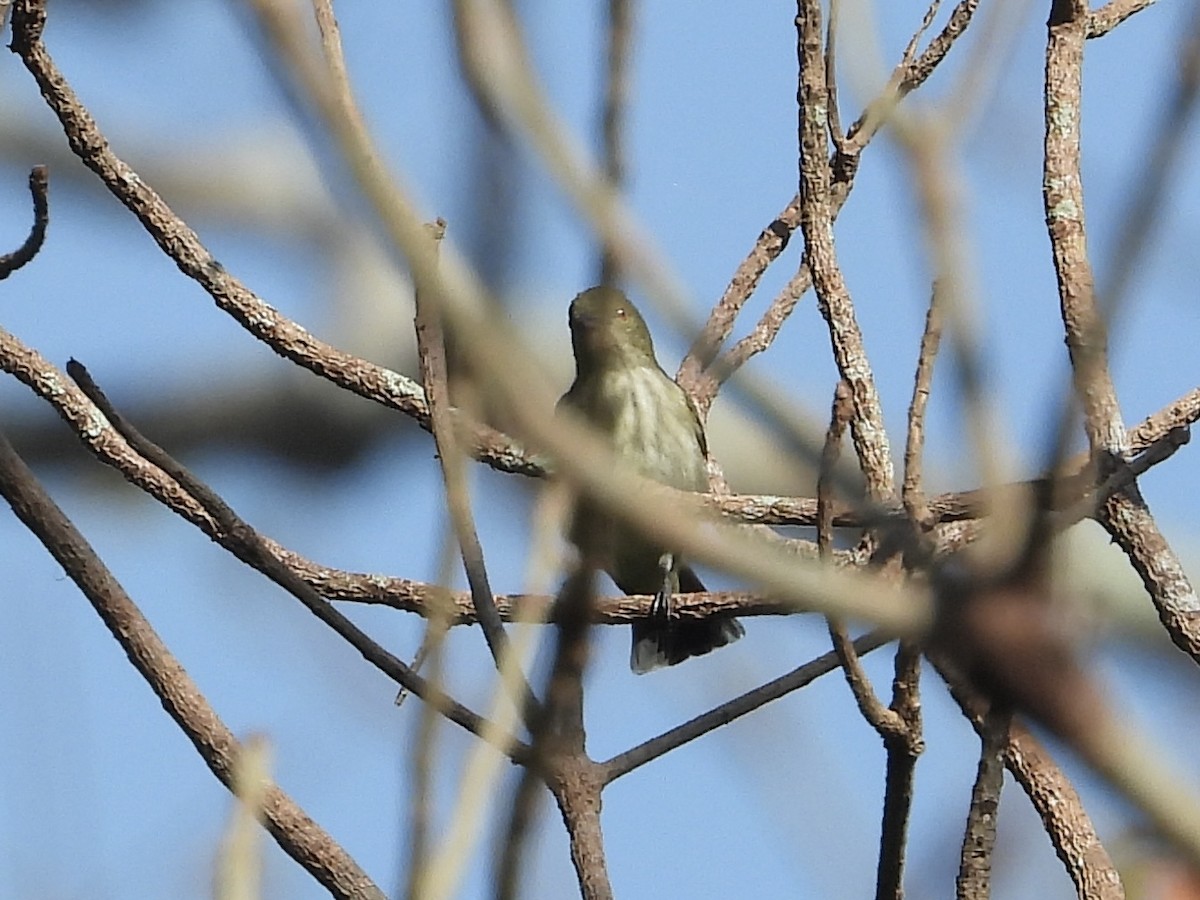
[598,367,707,491]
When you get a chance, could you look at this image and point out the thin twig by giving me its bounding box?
[817,382,851,561]
[824,0,847,154]
[876,641,923,900]
[714,265,809,382]
[1087,0,1158,38]
[413,218,540,722]
[821,383,907,740]
[0,165,48,279]
[0,429,388,900]
[903,283,943,529]
[601,630,890,782]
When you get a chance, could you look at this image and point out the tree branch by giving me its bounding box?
[0,164,48,279]
[956,706,1010,900]
[0,429,388,900]
[679,0,983,411]
[1044,0,1125,456]
[7,0,540,477]
[797,0,896,501]
[66,360,529,759]
[601,631,890,781]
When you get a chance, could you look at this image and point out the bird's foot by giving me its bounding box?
[651,552,674,620]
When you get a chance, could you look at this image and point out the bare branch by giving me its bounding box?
[956,707,1010,900]
[0,429,388,900]
[413,218,540,720]
[1003,721,1125,900]
[820,382,909,749]
[876,640,924,900]
[1100,487,1200,663]
[797,0,895,501]
[66,359,529,759]
[938,661,1125,899]
[601,631,890,781]
[714,265,809,382]
[7,0,540,477]
[551,756,613,900]
[903,283,944,528]
[1087,0,1158,39]
[1044,0,1125,456]
[679,0,983,410]
[0,165,48,279]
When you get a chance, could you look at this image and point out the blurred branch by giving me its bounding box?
[597,0,634,286]
[494,760,544,900]
[216,736,271,900]
[1097,3,1200,321]
[0,164,48,279]
[243,0,929,634]
[935,568,1200,867]
[448,0,695,339]
[7,0,540,477]
[0,428,388,900]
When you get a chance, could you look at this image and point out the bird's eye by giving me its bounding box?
[615,307,627,319]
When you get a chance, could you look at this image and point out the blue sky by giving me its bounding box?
[1,2,1198,898]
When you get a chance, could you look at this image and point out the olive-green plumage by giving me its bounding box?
[558,286,743,672]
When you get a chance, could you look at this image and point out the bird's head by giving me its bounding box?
[568,286,657,375]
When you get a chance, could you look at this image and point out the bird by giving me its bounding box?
[557,285,744,672]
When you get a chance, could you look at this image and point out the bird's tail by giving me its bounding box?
[629,567,744,674]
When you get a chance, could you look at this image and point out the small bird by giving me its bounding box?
[558,286,744,673]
